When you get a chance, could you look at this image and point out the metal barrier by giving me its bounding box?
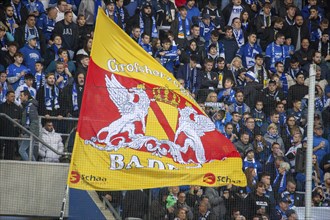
[0,113,71,161]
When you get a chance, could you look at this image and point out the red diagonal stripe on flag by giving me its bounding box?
[149,101,175,140]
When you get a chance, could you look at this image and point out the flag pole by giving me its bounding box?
[59,185,69,220]
[305,64,316,219]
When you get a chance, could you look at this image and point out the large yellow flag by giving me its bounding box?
[68,9,246,190]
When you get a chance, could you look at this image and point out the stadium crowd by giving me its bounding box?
[0,0,330,219]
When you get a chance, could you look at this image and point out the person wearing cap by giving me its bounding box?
[236,32,262,69]
[261,79,285,118]
[14,14,45,54]
[18,34,41,75]
[273,196,291,220]
[313,123,330,164]
[200,0,225,30]
[243,145,262,173]
[242,70,263,108]
[198,13,215,43]
[169,6,191,49]
[128,1,158,39]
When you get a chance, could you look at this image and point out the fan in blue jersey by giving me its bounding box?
[23,0,45,18]
[237,32,262,69]
[265,33,290,74]
[6,52,30,91]
[36,7,57,43]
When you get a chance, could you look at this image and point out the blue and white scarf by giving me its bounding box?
[233,28,244,47]
[234,103,245,116]
[55,72,68,89]
[266,130,279,139]
[35,72,45,91]
[44,83,60,111]
[25,101,32,127]
[315,95,326,111]
[280,73,288,97]
[6,16,17,34]
[11,0,22,22]
[72,82,78,111]
[22,84,35,98]
[177,16,190,39]
[273,171,287,193]
[24,25,40,50]
[116,6,125,29]
[139,12,158,38]
[0,82,8,104]
[185,65,198,94]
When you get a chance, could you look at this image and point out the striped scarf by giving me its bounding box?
[72,82,78,111]
[44,83,60,111]
[0,82,8,104]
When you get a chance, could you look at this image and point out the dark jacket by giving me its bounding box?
[53,20,79,52]
[60,82,84,117]
[220,36,239,64]
[36,85,61,116]
[287,83,308,109]
[21,98,39,136]
[0,100,22,137]
[289,24,310,49]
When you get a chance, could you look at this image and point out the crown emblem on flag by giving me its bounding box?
[152,85,180,107]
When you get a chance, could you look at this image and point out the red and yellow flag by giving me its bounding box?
[68,9,246,190]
